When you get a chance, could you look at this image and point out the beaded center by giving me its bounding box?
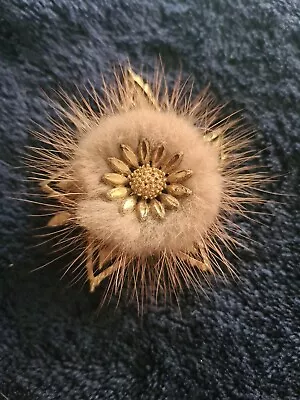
[129,165,167,199]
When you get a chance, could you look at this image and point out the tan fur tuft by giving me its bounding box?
[27,63,268,311]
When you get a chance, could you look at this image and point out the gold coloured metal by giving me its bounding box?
[120,195,138,214]
[159,193,180,209]
[167,184,193,197]
[106,186,130,200]
[151,144,166,168]
[137,137,151,165]
[47,211,71,227]
[120,144,139,168]
[127,68,160,110]
[162,152,184,174]
[167,169,193,183]
[129,165,166,199]
[102,173,128,186]
[137,199,150,221]
[103,138,193,221]
[107,157,131,175]
[151,199,166,219]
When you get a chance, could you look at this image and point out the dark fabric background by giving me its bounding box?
[0,0,299,399]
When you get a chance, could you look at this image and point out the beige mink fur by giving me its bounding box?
[75,108,222,256]
[28,66,266,308]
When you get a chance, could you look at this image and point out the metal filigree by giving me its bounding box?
[102,138,193,221]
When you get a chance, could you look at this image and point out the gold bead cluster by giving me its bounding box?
[128,164,167,199]
[103,138,193,221]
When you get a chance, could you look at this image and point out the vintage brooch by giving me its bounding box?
[28,65,265,308]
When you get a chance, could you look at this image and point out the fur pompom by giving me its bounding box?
[28,65,267,309]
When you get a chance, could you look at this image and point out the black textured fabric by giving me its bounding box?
[0,1,299,399]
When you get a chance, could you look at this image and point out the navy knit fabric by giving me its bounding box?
[0,1,299,399]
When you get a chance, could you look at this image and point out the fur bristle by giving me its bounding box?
[26,63,267,311]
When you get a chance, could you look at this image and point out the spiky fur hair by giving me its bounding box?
[27,64,267,311]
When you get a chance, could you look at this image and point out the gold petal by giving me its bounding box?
[137,138,151,165]
[160,193,180,209]
[162,152,184,174]
[150,199,166,219]
[136,199,149,221]
[99,247,114,268]
[106,186,131,200]
[203,127,223,143]
[151,144,166,168]
[120,195,138,214]
[47,211,71,227]
[56,179,71,191]
[167,184,192,197]
[178,252,213,272]
[167,169,193,183]
[102,173,128,186]
[107,157,131,175]
[127,68,161,110]
[120,144,139,168]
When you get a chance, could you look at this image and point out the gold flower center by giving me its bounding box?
[129,165,167,199]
